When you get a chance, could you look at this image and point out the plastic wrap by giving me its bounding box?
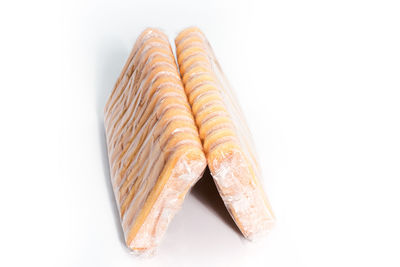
[175,27,275,239]
[104,28,206,254]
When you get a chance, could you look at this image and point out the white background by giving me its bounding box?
[0,0,399,266]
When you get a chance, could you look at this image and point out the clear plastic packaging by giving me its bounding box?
[175,27,275,239]
[104,28,206,254]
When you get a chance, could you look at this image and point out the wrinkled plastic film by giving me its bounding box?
[104,28,206,253]
[175,27,275,239]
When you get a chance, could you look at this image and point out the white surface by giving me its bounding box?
[0,0,399,266]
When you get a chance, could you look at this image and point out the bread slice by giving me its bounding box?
[175,27,275,239]
[104,28,206,253]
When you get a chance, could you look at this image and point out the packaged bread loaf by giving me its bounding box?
[175,27,275,239]
[104,28,206,253]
